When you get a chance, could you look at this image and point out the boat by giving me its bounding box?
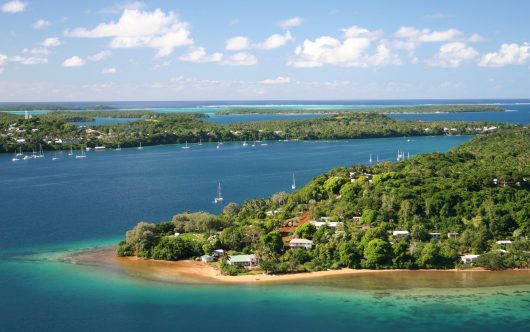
[260,141,268,146]
[251,141,256,147]
[242,140,248,147]
[198,139,203,146]
[291,173,296,190]
[94,146,106,151]
[213,182,223,204]
[68,146,73,156]
[37,144,44,158]
[85,147,93,151]
[12,151,19,162]
[16,148,23,157]
[369,153,373,163]
[376,154,379,163]
[23,155,32,160]
[115,143,121,151]
[52,152,60,161]
[137,142,143,150]
[216,141,220,149]
[182,141,190,149]
[75,148,87,159]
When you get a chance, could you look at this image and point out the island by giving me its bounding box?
[0,105,513,153]
[113,127,530,279]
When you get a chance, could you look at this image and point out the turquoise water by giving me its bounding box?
[1,106,529,331]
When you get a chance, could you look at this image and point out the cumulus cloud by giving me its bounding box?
[9,48,49,65]
[0,54,7,72]
[62,56,85,67]
[64,9,193,57]
[32,19,51,29]
[102,67,117,74]
[1,0,26,13]
[394,26,463,43]
[88,50,111,61]
[288,26,400,68]
[255,31,293,50]
[278,16,302,30]
[178,47,223,63]
[222,52,257,66]
[259,76,291,84]
[479,43,530,67]
[41,37,61,47]
[427,42,478,68]
[225,36,250,51]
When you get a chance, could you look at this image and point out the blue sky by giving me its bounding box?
[0,0,529,101]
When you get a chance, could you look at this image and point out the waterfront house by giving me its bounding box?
[289,239,314,249]
[213,249,224,258]
[461,254,480,264]
[227,254,257,267]
[201,255,215,263]
[429,233,442,239]
[392,231,410,238]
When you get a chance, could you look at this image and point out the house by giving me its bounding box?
[429,233,442,239]
[447,232,459,239]
[392,231,410,238]
[357,224,371,231]
[213,249,224,258]
[461,254,480,264]
[201,255,215,263]
[310,220,342,228]
[496,240,512,246]
[289,238,314,249]
[352,216,361,222]
[227,254,257,267]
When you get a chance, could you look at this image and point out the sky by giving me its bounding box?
[0,0,529,101]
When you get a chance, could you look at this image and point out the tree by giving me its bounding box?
[392,240,414,268]
[411,224,429,242]
[338,240,362,268]
[363,239,391,268]
[260,231,284,254]
[417,243,442,268]
[295,223,317,239]
[220,226,244,250]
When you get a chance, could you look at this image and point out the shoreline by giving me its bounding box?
[63,247,530,285]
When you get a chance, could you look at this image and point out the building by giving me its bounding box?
[352,216,361,222]
[201,255,215,263]
[227,254,257,267]
[392,231,410,238]
[461,254,480,264]
[496,240,513,246]
[447,232,459,239]
[289,238,314,249]
[213,249,224,258]
[310,220,342,228]
[429,233,442,239]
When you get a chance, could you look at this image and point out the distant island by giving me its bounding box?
[116,128,530,276]
[217,104,505,115]
[0,105,514,153]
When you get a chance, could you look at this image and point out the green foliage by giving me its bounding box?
[151,236,203,261]
[363,239,391,268]
[295,223,317,239]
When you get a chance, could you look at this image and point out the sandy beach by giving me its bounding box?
[59,246,530,285]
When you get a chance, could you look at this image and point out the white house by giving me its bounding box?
[289,239,314,250]
[392,231,410,238]
[496,240,513,246]
[461,254,480,264]
[227,254,257,267]
[311,221,342,228]
[448,232,459,239]
[352,216,361,222]
[201,255,215,263]
[429,233,442,239]
[213,249,224,258]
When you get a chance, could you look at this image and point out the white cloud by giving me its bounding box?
[259,76,291,84]
[427,42,478,68]
[288,27,400,68]
[178,47,223,63]
[468,33,484,43]
[98,1,146,14]
[255,31,293,50]
[88,50,111,61]
[102,67,117,74]
[9,48,49,65]
[222,52,257,66]
[62,56,85,67]
[225,36,250,51]
[41,37,61,47]
[65,9,193,57]
[394,26,463,43]
[1,0,27,13]
[479,43,530,67]
[0,54,7,72]
[278,16,302,30]
[32,19,51,29]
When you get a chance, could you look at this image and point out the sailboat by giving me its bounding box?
[198,139,203,146]
[397,149,401,161]
[407,152,410,160]
[37,144,44,158]
[216,141,221,149]
[52,151,60,161]
[16,148,23,157]
[242,139,248,147]
[115,143,121,151]
[213,182,223,204]
[68,146,73,156]
[138,142,144,150]
[369,153,373,163]
[182,141,190,149]
[75,147,86,159]
[376,155,379,163]
[291,173,296,190]
[12,151,19,162]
